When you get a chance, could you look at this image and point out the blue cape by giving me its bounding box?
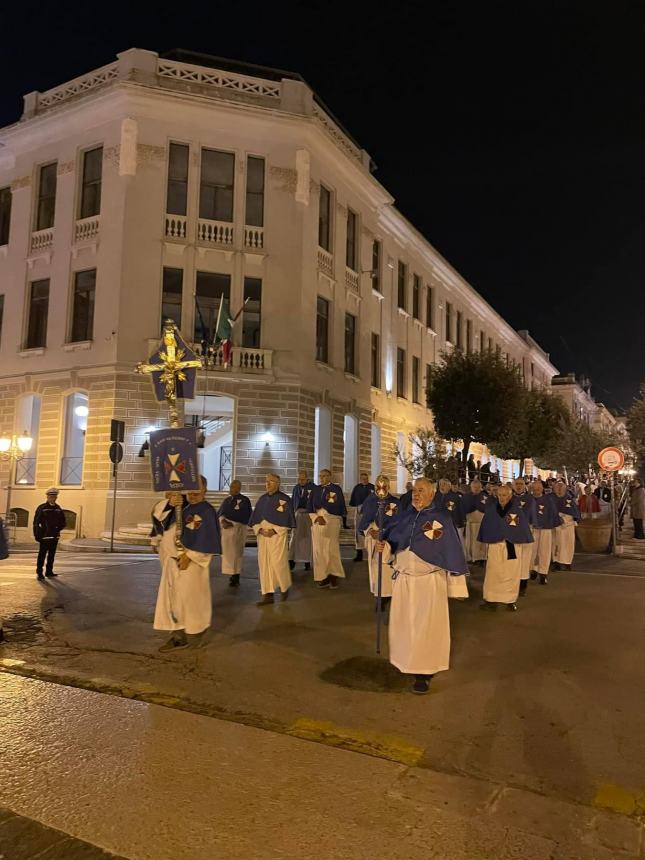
[514,492,537,526]
[249,492,296,528]
[349,483,375,507]
[358,493,400,532]
[307,483,347,517]
[462,491,490,514]
[218,493,252,525]
[182,500,221,554]
[554,494,581,522]
[477,499,534,545]
[531,493,561,529]
[434,490,466,528]
[383,505,469,576]
[292,482,316,511]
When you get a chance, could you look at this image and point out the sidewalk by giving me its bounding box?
[1,674,642,860]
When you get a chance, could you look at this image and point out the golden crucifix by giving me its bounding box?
[135,321,203,427]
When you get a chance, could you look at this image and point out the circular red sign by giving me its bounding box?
[597,446,625,472]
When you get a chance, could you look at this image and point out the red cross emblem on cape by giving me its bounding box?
[327,491,337,504]
[385,502,397,517]
[163,453,187,483]
[276,498,287,513]
[506,513,519,527]
[480,495,487,503]
[446,500,455,511]
[234,500,241,510]
[422,520,444,540]
[519,500,526,508]
[538,504,545,514]
[565,500,572,508]
[185,514,202,530]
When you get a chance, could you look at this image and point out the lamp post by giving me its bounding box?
[0,431,34,521]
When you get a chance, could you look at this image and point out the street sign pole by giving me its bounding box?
[597,447,625,558]
[108,437,125,553]
[110,458,118,553]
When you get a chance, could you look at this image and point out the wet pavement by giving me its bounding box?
[1,549,645,857]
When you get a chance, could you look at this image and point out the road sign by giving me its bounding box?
[109,442,124,465]
[110,419,125,443]
[597,446,625,472]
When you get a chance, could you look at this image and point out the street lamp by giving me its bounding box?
[0,431,34,521]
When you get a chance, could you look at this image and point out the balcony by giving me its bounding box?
[75,215,100,243]
[197,218,234,247]
[165,214,187,240]
[244,225,264,250]
[145,340,273,376]
[30,228,54,252]
[317,247,333,278]
[345,267,359,292]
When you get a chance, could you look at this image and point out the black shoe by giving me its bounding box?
[552,562,561,571]
[475,559,485,567]
[281,588,290,602]
[328,575,339,590]
[353,551,363,562]
[507,602,518,612]
[0,628,5,643]
[529,571,538,581]
[229,574,240,587]
[158,632,189,652]
[412,675,431,694]
[519,580,528,596]
[289,560,295,570]
[304,563,311,571]
[37,574,45,581]
[381,596,392,611]
[539,574,548,585]
[480,601,497,611]
[256,593,275,606]
[45,572,58,578]
[317,576,331,589]
[564,563,572,571]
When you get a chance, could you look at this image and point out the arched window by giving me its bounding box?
[9,507,29,527]
[60,392,88,485]
[343,414,358,491]
[371,424,381,479]
[314,405,331,480]
[14,394,41,485]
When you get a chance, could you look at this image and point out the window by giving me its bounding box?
[314,405,332,477]
[70,269,96,343]
[371,424,381,478]
[344,312,356,374]
[26,279,49,349]
[194,272,231,343]
[14,394,41,486]
[346,209,358,270]
[199,149,234,222]
[426,286,434,329]
[397,261,407,310]
[426,364,432,407]
[445,302,453,342]
[456,310,463,348]
[496,343,501,357]
[167,143,189,216]
[161,267,183,330]
[319,185,332,251]
[466,319,473,352]
[488,336,493,352]
[316,296,329,363]
[0,187,11,245]
[480,329,486,353]
[396,347,406,398]
[0,295,3,346]
[371,240,381,293]
[79,147,102,219]
[245,156,265,227]
[343,414,359,490]
[242,277,262,348]
[412,275,421,320]
[371,332,380,388]
[36,163,57,230]
[61,392,88,486]
[412,356,420,403]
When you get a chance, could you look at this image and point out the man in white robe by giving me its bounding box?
[249,474,296,605]
[349,472,375,562]
[358,476,399,607]
[376,478,469,695]
[289,470,315,571]
[529,480,560,584]
[307,469,347,589]
[152,478,221,652]
[513,477,536,596]
[463,480,489,565]
[218,480,252,587]
[552,481,581,570]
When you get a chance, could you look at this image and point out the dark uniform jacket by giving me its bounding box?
[33,503,66,541]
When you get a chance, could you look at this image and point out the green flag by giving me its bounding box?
[215,294,232,344]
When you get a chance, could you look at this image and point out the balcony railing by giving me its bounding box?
[30,228,54,252]
[146,340,273,374]
[75,215,100,243]
[197,219,234,246]
[345,267,359,292]
[166,214,187,240]
[244,225,264,250]
[60,456,83,486]
[317,247,334,278]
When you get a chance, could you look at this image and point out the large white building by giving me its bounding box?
[0,48,559,540]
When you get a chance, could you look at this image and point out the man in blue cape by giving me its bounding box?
[462,479,490,565]
[249,474,296,605]
[152,476,221,652]
[552,480,581,571]
[358,476,400,607]
[478,483,533,610]
[289,470,316,571]
[435,477,466,541]
[376,477,469,695]
[307,469,347,589]
[349,472,375,562]
[218,479,252,588]
[529,479,561,584]
[513,477,537,594]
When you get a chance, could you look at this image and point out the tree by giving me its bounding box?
[426,349,524,465]
[627,384,645,469]
[395,427,460,483]
[487,388,571,474]
[534,417,606,474]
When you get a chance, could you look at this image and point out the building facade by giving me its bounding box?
[0,49,559,540]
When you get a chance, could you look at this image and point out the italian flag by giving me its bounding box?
[215,295,234,367]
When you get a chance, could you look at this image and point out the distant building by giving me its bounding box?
[0,48,558,540]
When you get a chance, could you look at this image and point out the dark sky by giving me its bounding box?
[3,1,644,410]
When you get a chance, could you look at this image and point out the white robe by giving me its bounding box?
[553,513,576,564]
[253,519,292,594]
[530,527,553,575]
[309,510,345,581]
[363,522,394,597]
[220,520,246,575]
[517,542,533,581]
[388,547,462,676]
[289,509,312,563]
[483,542,520,604]
[465,510,487,562]
[152,502,213,635]
[353,506,366,550]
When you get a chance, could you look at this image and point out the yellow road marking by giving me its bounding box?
[593,783,645,817]
[286,717,424,766]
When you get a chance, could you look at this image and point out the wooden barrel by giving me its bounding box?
[576,517,612,553]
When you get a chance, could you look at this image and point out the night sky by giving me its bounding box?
[3,2,643,410]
